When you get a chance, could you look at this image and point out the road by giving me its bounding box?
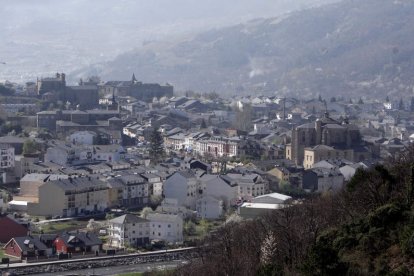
[28,260,188,276]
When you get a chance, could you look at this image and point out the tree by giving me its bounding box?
[399,97,404,110]
[200,119,207,129]
[386,95,390,102]
[358,97,364,104]
[330,97,336,103]
[149,129,165,164]
[410,97,414,112]
[23,139,39,155]
[140,207,153,219]
[318,94,323,102]
[233,103,253,131]
[0,84,14,96]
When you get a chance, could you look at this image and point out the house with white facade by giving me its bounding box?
[163,171,198,209]
[107,214,150,248]
[147,213,183,244]
[1,145,15,170]
[200,175,238,207]
[45,141,124,166]
[196,195,223,219]
[155,198,190,218]
[194,137,238,157]
[67,131,97,145]
[227,173,269,201]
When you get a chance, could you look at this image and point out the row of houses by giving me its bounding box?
[13,166,268,221]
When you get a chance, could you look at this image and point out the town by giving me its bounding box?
[0,72,412,269]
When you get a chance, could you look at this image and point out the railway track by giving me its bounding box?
[0,247,198,275]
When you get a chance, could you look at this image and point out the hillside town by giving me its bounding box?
[0,72,413,265]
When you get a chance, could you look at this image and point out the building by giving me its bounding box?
[155,198,189,217]
[107,214,150,248]
[107,174,150,208]
[251,192,292,204]
[163,171,198,209]
[19,173,68,198]
[37,73,66,95]
[1,145,15,170]
[303,145,354,169]
[196,195,223,219]
[286,113,363,166]
[0,215,29,243]
[54,232,102,254]
[238,202,286,219]
[37,109,120,133]
[147,213,183,243]
[3,236,50,260]
[68,131,97,145]
[228,173,269,201]
[36,73,99,109]
[64,85,99,110]
[302,167,345,193]
[27,177,109,217]
[200,174,238,207]
[194,137,238,157]
[99,75,173,102]
[45,142,125,166]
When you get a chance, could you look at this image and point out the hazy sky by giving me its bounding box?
[0,0,338,82]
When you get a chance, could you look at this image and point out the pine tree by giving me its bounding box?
[318,94,323,102]
[410,97,414,112]
[200,118,207,129]
[399,97,404,110]
[149,129,165,163]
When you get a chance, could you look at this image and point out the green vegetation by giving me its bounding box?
[0,248,5,258]
[184,219,222,243]
[36,220,88,234]
[176,146,414,275]
[149,129,165,164]
[22,139,39,155]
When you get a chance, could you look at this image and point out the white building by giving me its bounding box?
[45,142,124,166]
[0,145,15,169]
[196,195,223,219]
[68,131,96,145]
[156,198,190,218]
[147,213,183,243]
[163,171,198,209]
[107,214,150,248]
[194,137,238,157]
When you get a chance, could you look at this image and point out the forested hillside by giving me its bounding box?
[175,146,414,275]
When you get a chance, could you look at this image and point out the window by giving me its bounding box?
[168,224,171,228]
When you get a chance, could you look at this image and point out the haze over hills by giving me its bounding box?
[0,0,336,83]
[73,0,414,99]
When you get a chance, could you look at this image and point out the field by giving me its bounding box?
[36,220,89,234]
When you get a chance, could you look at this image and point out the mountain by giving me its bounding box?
[73,0,414,99]
[0,0,336,83]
